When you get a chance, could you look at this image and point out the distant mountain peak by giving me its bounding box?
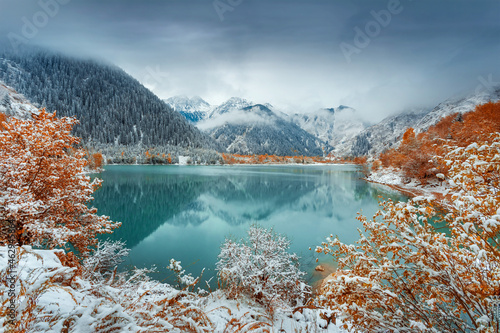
[243,103,270,111]
[165,95,211,114]
[191,95,207,104]
[291,105,365,150]
[209,97,252,118]
[242,104,275,117]
[225,96,249,103]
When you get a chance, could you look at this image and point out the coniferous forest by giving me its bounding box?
[0,50,220,158]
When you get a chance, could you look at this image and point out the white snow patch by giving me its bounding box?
[178,155,189,165]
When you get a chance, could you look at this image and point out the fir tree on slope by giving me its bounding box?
[0,49,219,153]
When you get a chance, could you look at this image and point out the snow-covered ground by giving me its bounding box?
[177,155,190,165]
[204,291,346,332]
[0,246,346,332]
[0,81,38,118]
[367,167,449,197]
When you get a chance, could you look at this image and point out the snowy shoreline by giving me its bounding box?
[366,167,450,198]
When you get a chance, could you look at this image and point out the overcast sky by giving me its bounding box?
[0,0,499,122]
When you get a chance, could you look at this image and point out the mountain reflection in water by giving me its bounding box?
[92,165,407,286]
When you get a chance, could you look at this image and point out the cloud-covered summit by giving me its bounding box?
[1,0,499,122]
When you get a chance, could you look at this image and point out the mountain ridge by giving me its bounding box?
[166,95,330,156]
[0,50,218,152]
[342,88,500,157]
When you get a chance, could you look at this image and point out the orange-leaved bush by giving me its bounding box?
[86,151,104,170]
[379,101,500,183]
[0,110,119,255]
[317,134,500,332]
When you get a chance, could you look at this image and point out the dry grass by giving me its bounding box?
[0,246,216,332]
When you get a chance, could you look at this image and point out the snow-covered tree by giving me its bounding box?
[216,225,310,311]
[317,134,500,332]
[0,110,119,255]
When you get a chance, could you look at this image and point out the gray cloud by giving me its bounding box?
[0,0,499,122]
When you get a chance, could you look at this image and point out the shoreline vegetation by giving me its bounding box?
[94,149,368,167]
[2,100,499,332]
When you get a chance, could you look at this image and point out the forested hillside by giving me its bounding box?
[0,50,218,153]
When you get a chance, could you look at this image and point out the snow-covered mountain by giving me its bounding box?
[412,90,500,131]
[164,95,211,123]
[197,101,325,156]
[291,106,366,151]
[341,87,500,157]
[165,95,211,113]
[166,95,276,124]
[0,80,37,118]
[343,108,430,157]
[166,84,500,158]
[0,50,217,150]
[167,95,366,156]
[208,97,253,119]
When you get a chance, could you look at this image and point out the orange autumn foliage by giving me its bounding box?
[219,152,368,165]
[0,110,119,255]
[379,101,500,183]
[92,153,103,169]
[0,113,7,131]
[318,134,500,332]
[86,151,104,170]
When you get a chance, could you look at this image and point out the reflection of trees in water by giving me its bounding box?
[92,167,408,250]
[208,174,317,204]
[166,172,323,226]
[93,171,211,248]
[93,169,321,247]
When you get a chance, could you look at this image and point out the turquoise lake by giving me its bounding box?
[92,165,407,287]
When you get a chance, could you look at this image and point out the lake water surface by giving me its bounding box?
[93,165,407,287]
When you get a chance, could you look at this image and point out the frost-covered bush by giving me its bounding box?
[82,240,129,281]
[168,258,199,290]
[216,225,310,311]
[317,134,500,332]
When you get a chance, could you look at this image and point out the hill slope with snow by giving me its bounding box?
[197,101,326,156]
[0,50,217,150]
[0,81,37,118]
[340,88,500,157]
